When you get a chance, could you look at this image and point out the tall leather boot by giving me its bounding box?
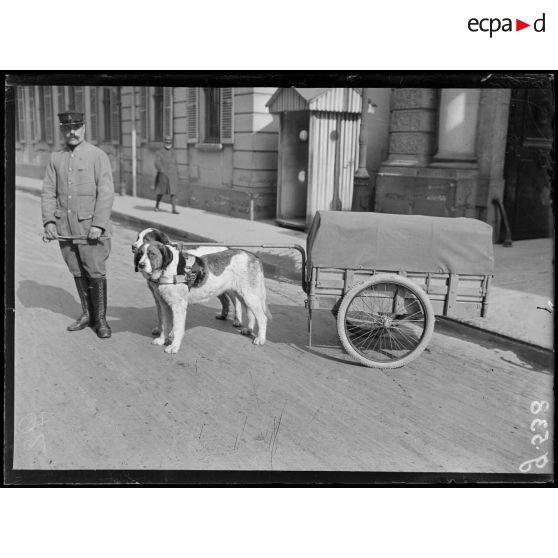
[67,276,92,331]
[90,277,111,339]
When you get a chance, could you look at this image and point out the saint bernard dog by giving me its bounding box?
[132,227,241,336]
[135,240,271,354]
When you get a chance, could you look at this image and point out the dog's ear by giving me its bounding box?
[159,231,171,244]
[134,248,142,272]
[161,245,174,270]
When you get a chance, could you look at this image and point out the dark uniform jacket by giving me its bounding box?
[154,148,179,195]
[42,141,114,244]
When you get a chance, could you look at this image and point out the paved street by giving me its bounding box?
[12,191,554,473]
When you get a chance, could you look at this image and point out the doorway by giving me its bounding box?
[503,88,554,239]
[276,111,310,229]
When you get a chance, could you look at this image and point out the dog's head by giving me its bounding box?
[135,241,175,280]
[132,228,172,271]
[132,228,171,255]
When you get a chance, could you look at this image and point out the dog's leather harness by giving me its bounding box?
[149,252,200,288]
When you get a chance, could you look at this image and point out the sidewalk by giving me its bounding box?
[16,176,554,350]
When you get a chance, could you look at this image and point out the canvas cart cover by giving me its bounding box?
[307,211,494,275]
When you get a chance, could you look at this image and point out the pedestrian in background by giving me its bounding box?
[41,111,115,339]
[153,135,179,214]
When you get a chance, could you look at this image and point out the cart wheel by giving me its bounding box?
[336,274,435,369]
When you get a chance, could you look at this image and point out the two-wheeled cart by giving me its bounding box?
[81,210,491,369]
[304,211,494,368]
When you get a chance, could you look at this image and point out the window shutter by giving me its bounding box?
[75,86,84,112]
[140,87,147,142]
[187,87,199,144]
[163,87,173,138]
[28,86,37,141]
[17,87,25,142]
[35,86,44,140]
[44,86,54,142]
[89,87,98,143]
[220,87,234,144]
[58,86,65,112]
[110,87,120,142]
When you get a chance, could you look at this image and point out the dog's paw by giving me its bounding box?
[151,327,161,336]
[240,327,252,337]
[253,336,266,346]
[232,320,241,328]
[152,336,165,346]
[164,344,180,354]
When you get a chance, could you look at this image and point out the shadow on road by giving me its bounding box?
[17,280,79,319]
[17,279,160,337]
[16,280,352,365]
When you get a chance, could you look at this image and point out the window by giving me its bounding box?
[153,87,164,141]
[186,87,234,145]
[150,87,172,142]
[68,87,76,110]
[89,87,98,143]
[139,87,147,142]
[102,87,112,142]
[204,88,220,143]
[16,87,25,142]
[57,86,65,112]
[100,86,120,143]
[56,85,83,112]
[71,86,84,112]
[110,87,120,142]
[163,87,172,138]
[28,86,36,141]
[36,86,54,143]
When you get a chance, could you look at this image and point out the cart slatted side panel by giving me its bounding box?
[309,267,491,319]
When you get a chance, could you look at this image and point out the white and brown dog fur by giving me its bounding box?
[132,228,242,335]
[136,241,271,353]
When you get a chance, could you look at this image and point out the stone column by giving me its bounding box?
[475,89,512,236]
[384,88,438,166]
[376,87,480,218]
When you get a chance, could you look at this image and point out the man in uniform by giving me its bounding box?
[42,111,115,339]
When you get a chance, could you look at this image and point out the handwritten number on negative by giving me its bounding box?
[530,401,550,415]
[519,453,549,473]
[531,431,550,446]
[530,418,548,432]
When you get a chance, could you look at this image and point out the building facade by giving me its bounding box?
[375,87,553,241]
[118,86,279,220]
[16,85,123,186]
[14,84,553,240]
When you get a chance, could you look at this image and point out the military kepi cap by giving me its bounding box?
[58,111,84,126]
